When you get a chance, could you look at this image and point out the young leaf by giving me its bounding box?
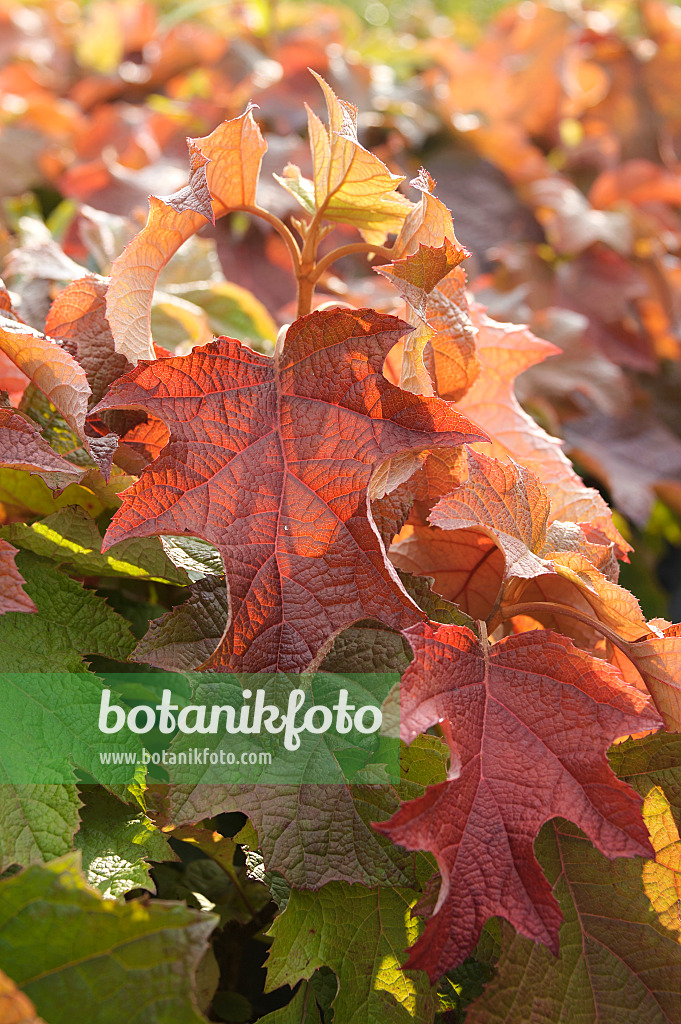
[96,308,488,672]
[502,550,649,644]
[377,621,661,980]
[0,855,216,1024]
[391,168,463,258]
[278,73,411,244]
[0,317,115,477]
[376,238,468,323]
[265,884,438,1024]
[106,109,267,363]
[376,250,478,403]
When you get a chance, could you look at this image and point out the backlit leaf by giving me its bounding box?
[265,883,438,1024]
[377,621,660,980]
[96,308,487,672]
[106,108,267,363]
[468,732,681,1023]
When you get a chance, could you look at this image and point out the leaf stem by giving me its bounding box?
[234,204,302,267]
[497,601,635,659]
[311,241,395,282]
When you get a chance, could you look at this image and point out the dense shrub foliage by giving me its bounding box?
[2,3,681,1022]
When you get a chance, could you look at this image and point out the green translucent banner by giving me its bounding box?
[0,671,401,785]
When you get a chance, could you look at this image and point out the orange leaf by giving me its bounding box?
[106,107,267,363]
[0,316,90,439]
[625,623,681,732]
[456,306,628,552]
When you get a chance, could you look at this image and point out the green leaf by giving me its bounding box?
[0,786,81,873]
[2,506,192,584]
[0,854,217,1024]
[168,624,446,889]
[0,551,135,671]
[265,883,437,1024]
[467,732,681,1023]
[254,984,322,1024]
[396,569,475,628]
[0,552,139,868]
[173,281,277,350]
[160,536,224,581]
[19,384,94,468]
[75,787,174,897]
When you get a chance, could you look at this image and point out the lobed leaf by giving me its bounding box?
[455,306,628,551]
[377,621,661,980]
[278,73,412,244]
[96,307,487,672]
[0,538,35,615]
[265,883,438,1024]
[2,505,192,584]
[468,732,681,1022]
[0,407,82,491]
[0,316,91,439]
[75,787,174,898]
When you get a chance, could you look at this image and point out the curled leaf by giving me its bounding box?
[106,107,267,363]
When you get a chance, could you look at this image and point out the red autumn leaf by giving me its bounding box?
[391,168,463,259]
[0,538,36,615]
[430,447,551,580]
[389,525,505,620]
[96,307,488,671]
[376,621,660,980]
[376,238,468,323]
